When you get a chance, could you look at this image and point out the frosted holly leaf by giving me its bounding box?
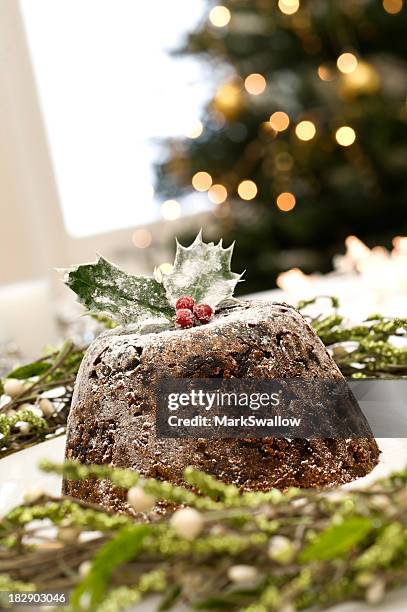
[162,231,243,308]
[64,257,173,325]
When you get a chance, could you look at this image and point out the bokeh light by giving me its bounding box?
[187,120,203,139]
[295,120,316,141]
[278,0,300,15]
[214,82,241,116]
[269,111,290,132]
[132,228,152,249]
[383,0,403,14]
[337,52,358,74]
[160,199,181,220]
[276,192,296,211]
[341,61,380,96]
[208,184,228,204]
[335,126,356,146]
[238,180,258,200]
[393,236,407,253]
[209,5,231,27]
[317,64,334,81]
[244,73,267,95]
[192,171,212,192]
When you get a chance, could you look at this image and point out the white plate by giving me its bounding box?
[0,437,406,611]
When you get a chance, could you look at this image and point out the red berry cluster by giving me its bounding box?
[175,295,213,329]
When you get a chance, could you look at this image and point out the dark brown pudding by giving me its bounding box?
[63,300,380,514]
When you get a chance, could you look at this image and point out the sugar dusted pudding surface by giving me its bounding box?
[63,300,380,517]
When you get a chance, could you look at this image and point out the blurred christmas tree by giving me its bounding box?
[155,0,407,294]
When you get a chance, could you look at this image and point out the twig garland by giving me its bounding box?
[0,461,406,611]
[299,297,407,378]
[0,342,84,458]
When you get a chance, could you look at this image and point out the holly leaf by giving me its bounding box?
[162,231,243,308]
[64,257,173,325]
[300,516,372,563]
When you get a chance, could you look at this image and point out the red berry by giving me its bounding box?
[175,295,195,311]
[175,308,194,329]
[193,303,213,324]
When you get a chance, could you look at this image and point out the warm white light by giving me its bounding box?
[238,180,258,201]
[279,234,407,309]
[276,192,296,211]
[209,5,231,27]
[192,171,212,192]
[214,82,241,115]
[208,184,228,204]
[277,267,313,294]
[278,0,300,15]
[160,199,181,220]
[244,73,266,95]
[345,236,371,268]
[295,120,316,141]
[335,126,356,146]
[337,53,358,74]
[393,236,407,254]
[383,0,403,14]
[187,120,203,139]
[132,228,152,248]
[269,111,290,132]
[341,61,380,94]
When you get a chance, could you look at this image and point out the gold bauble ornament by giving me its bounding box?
[339,61,380,98]
[213,81,243,118]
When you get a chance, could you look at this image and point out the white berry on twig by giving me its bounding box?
[227,565,258,584]
[170,507,203,539]
[39,398,55,417]
[127,486,156,513]
[3,379,26,398]
[268,535,295,564]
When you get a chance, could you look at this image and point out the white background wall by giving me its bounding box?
[0,0,67,285]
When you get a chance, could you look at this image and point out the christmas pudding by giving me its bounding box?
[62,233,379,514]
